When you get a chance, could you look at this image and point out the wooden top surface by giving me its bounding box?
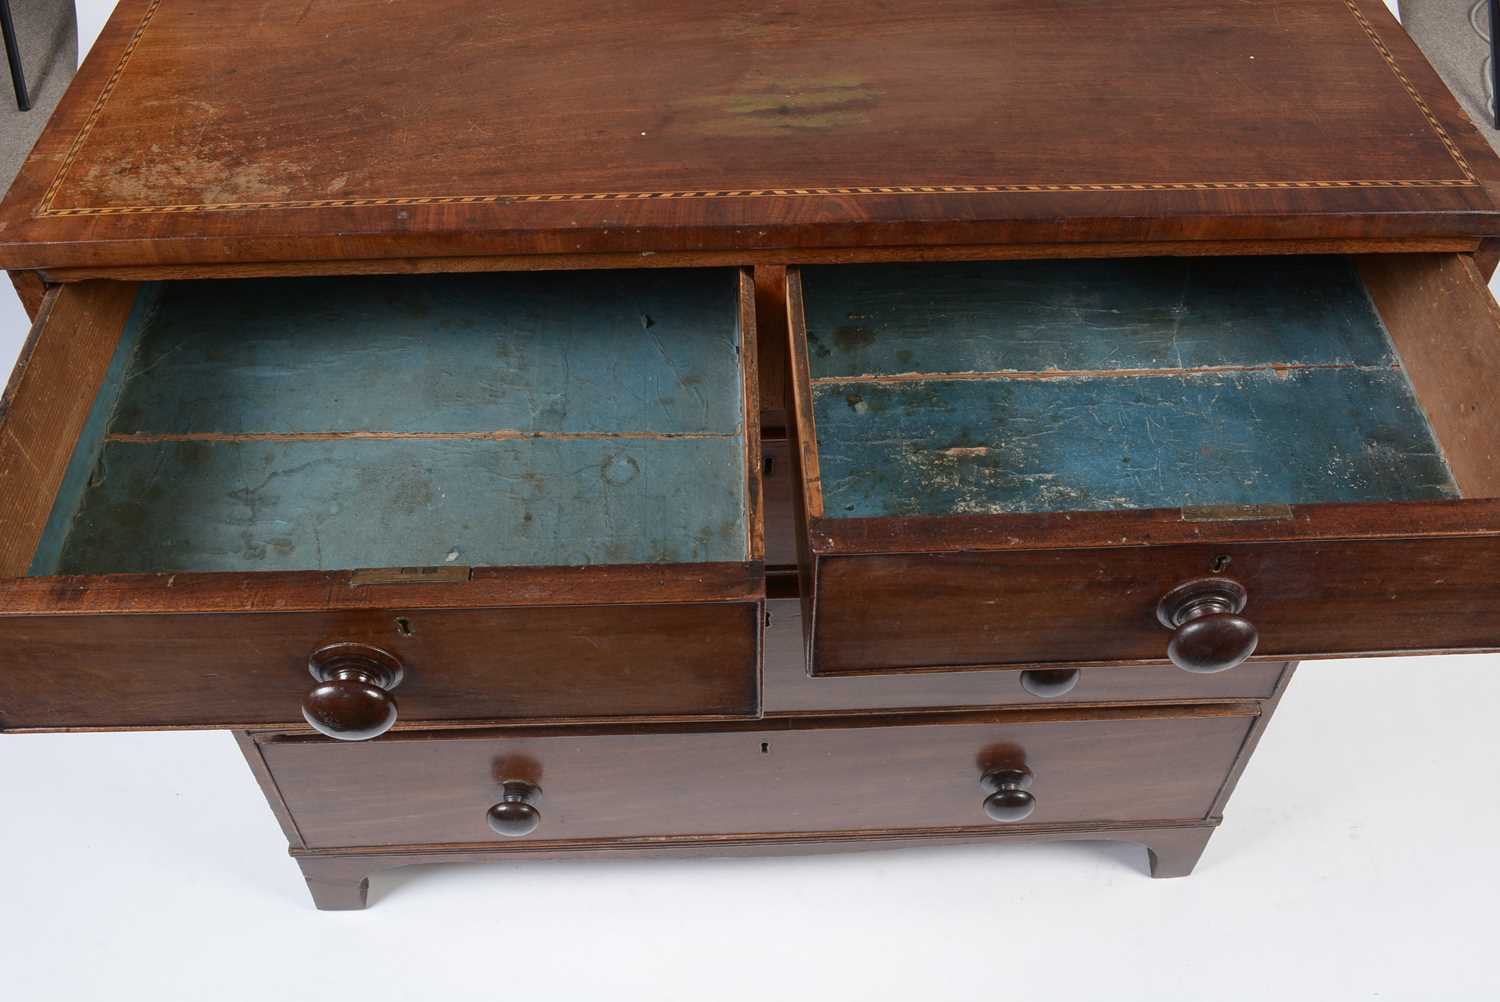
[1,0,1497,271]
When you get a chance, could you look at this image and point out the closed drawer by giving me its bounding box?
[0,269,764,733]
[761,595,1287,711]
[260,705,1256,848]
[786,253,1500,676]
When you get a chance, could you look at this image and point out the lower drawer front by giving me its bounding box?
[763,595,1286,711]
[263,708,1256,849]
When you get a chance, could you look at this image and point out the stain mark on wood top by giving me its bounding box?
[677,76,878,136]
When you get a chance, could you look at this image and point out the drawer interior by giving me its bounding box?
[787,251,1500,676]
[798,255,1463,519]
[26,269,756,576]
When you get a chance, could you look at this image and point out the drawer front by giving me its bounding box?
[0,272,765,733]
[0,589,759,730]
[786,255,1500,676]
[763,596,1285,710]
[262,707,1256,848]
[810,536,1500,675]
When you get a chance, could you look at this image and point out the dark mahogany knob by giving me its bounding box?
[1020,668,1080,698]
[1156,578,1258,674]
[980,767,1036,822]
[302,643,404,741]
[486,781,543,837]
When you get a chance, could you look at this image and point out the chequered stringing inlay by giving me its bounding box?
[35,0,1480,218]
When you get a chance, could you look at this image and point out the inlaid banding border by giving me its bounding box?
[35,0,1480,219]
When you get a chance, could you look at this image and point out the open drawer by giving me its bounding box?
[0,269,763,734]
[787,253,1500,676]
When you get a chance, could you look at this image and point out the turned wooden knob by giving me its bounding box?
[302,643,404,741]
[1156,578,1258,674]
[980,767,1036,822]
[486,781,543,837]
[1020,668,1080,698]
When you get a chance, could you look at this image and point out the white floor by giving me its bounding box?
[2,656,1498,1000]
[3,1,1498,998]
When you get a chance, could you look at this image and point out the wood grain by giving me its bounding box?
[1359,252,1500,497]
[809,535,1500,674]
[1,0,1495,271]
[738,268,765,562]
[7,270,46,317]
[760,593,1288,712]
[0,597,760,731]
[753,265,789,434]
[259,705,1256,848]
[1208,663,1296,817]
[1475,238,1500,279]
[785,271,825,520]
[0,282,137,576]
[30,237,1484,284]
[783,272,823,655]
[234,730,305,848]
[812,496,1500,555]
[761,438,798,567]
[0,560,761,614]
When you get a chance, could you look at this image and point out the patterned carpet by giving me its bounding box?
[1402,0,1500,151]
[0,0,76,193]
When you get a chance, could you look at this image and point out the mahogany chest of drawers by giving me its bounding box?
[3,0,1500,909]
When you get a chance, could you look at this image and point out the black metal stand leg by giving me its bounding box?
[0,0,28,112]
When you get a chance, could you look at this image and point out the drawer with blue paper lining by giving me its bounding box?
[786,254,1500,676]
[0,268,764,735]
